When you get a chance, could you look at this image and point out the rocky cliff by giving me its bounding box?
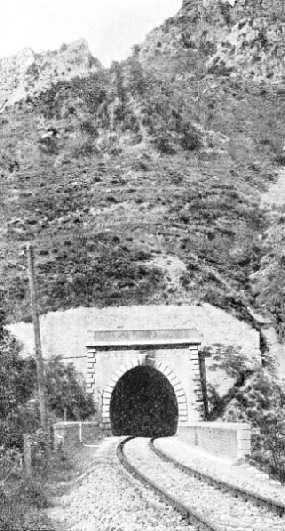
[0,39,101,109]
[139,0,285,82]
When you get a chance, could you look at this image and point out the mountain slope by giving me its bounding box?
[0,1,285,338]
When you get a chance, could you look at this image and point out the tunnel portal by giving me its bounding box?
[110,365,179,437]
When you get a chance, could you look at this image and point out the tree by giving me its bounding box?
[223,369,285,482]
[0,326,38,449]
[126,57,148,96]
[111,61,127,104]
[0,306,95,449]
[46,356,95,421]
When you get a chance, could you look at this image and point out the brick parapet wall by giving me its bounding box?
[178,422,251,460]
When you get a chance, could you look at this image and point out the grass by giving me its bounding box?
[0,442,89,531]
[0,471,54,531]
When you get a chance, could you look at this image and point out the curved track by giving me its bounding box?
[117,436,285,531]
[117,436,217,531]
[150,438,285,517]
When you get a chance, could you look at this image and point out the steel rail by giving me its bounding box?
[117,436,221,531]
[150,438,285,517]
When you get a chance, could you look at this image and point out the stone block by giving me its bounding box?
[164,367,174,378]
[169,377,180,387]
[87,360,96,366]
[87,350,96,358]
[175,388,186,397]
[177,395,187,404]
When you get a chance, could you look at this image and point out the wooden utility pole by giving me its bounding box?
[24,434,32,477]
[26,243,49,444]
[198,351,209,420]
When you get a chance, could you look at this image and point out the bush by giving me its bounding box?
[222,369,285,482]
[80,120,98,137]
[46,357,96,421]
[0,330,38,450]
[72,136,94,157]
[0,471,51,531]
[275,153,285,166]
[154,133,176,154]
[0,446,22,483]
[180,124,201,151]
[202,344,285,481]
[14,477,49,508]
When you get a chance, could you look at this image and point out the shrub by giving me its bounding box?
[180,123,201,151]
[220,369,285,482]
[46,357,96,421]
[0,446,22,484]
[154,133,176,154]
[275,153,285,166]
[80,120,98,137]
[0,330,38,450]
[14,477,49,508]
[72,137,94,157]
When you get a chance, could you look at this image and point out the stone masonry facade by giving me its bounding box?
[9,304,262,428]
[85,331,203,426]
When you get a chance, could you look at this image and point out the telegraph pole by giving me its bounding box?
[26,243,49,448]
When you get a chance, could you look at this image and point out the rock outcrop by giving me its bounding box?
[0,39,101,108]
[139,0,285,82]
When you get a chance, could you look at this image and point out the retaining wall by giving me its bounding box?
[178,422,251,460]
[8,303,261,372]
[8,305,262,417]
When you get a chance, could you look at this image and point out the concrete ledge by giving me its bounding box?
[86,338,201,350]
[178,422,251,460]
[88,328,201,342]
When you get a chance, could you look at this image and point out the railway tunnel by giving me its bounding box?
[110,366,179,437]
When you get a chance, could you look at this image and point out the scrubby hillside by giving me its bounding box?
[1,0,285,336]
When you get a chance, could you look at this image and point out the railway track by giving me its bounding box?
[117,436,285,531]
[150,438,285,516]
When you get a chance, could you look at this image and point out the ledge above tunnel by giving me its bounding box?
[86,327,202,351]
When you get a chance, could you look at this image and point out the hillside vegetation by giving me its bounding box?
[0,0,285,338]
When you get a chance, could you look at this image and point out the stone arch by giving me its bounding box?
[102,356,188,426]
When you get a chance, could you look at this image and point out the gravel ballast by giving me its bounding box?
[124,437,285,531]
[47,437,195,531]
[155,436,285,506]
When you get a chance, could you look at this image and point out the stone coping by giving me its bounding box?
[86,338,201,350]
[54,421,99,427]
[183,422,250,431]
[88,328,202,342]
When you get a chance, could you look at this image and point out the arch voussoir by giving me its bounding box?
[102,359,189,427]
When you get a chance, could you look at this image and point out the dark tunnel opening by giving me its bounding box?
[110,365,178,437]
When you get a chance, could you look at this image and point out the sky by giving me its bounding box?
[0,0,182,66]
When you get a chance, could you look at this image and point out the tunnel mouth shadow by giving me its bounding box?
[110,365,178,437]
